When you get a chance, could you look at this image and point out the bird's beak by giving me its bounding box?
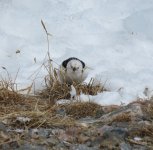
[73,67,76,72]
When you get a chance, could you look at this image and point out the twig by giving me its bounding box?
[41,20,53,82]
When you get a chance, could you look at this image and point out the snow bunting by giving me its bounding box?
[58,57,88,84]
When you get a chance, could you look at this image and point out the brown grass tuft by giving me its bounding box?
[110,112,131,123]
[0,88,23,105]
[129,125,153,139]
[52,102,103,119]
[39,81,71,102]
[74,82,106,95]
[0,89,75,128]
[143,101,153,118]
[39,78,106,105]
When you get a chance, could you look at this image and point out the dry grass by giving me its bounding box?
[127,101,153,145]
[39,81,70,101]
[110,112,131,123]
[0,86,103,129]
[0,72,106,129]
[51,102,103,119]
[129,125,153,140]
[142,101,153,119]
[0,89,75,129]
[39,78,106,105]
[0,84,49,115]
[0,66,106,132]
[74,80,106,95]
[6,112,75,128]
[0,88,23,105]
[131,100,153,120]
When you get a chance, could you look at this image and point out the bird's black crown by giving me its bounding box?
[62,57,85,68]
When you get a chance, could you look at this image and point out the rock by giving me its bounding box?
[0,122,6,131]
[120,142,132,150]
[1,101,153,150]
[55,142,68,150]
[97,125,113,136]
[99,127,128,149]
[56,108,66,116]
[77,134,90,143]
[78,117,97,125]
[16,143,47,150]
[86,140,93,147]
[95,109,104,118]
[102,105,121,113]
[99,102,144,123]
[1,141,19,150]
[37,128,52,137]
[132,145,149,150]
[71,144,98,150]
[98,125,128,138]
[46,136,59,147]
[99,140,120,150]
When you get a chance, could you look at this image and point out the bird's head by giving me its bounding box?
[67,59,83,73]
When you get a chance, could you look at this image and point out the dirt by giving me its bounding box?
[0,100,153,150]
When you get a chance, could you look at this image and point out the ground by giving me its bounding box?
[0,87,153,150]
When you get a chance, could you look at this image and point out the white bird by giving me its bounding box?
[58,57,88,84]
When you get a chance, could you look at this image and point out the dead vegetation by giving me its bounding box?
[110,112,132,123]
[0,88,23,105]
[0,75,153,149]
[0,87,75,128]
[39,79,106,104]
[0,66,107,133]
[0,77,104,129]
[129,125,153,139]
[51,102,103,119]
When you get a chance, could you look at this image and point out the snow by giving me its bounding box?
[80,92,127,106]
[8,128,24,133]
[70,85,77,100]
[16,117,31,123]
[0,0,153,105]
[134,137,142,141]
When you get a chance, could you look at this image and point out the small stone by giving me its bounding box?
[71,144,97,150]
[78,134,90,143]
[56,108,66,116]
[120,142,132,150]
[0,122,6,131]
[100,102,144,123]
[99,126,128,149]
[56,142,67,149]
[95,110,104,118]
[97,125,113,136]
[0,131,9,140]
[86,140,93,147]
[63,141,72,147]
[46,136,59,146]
